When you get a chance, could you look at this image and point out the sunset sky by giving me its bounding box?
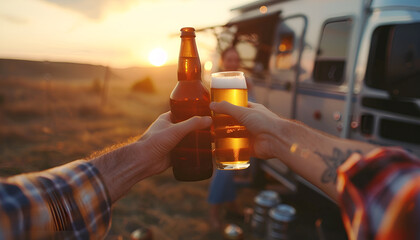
[0,0,251,68]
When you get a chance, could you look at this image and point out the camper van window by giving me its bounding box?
[236,33,260,71]
[365,23,420,99]
[271,16,306,86]
[225,13,278,82]
[275,33,294,70]
[313,19,352,85]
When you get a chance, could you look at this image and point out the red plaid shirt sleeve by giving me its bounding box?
[337,147,420,240]
[0,160,112,239]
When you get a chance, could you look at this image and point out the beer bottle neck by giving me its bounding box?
[178,36,201,81]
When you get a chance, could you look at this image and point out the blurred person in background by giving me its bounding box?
[207,46,257,230]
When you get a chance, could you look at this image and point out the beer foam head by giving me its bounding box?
[211,71,247,89]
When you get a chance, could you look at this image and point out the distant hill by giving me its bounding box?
[113,64,177,94]
[0,58,178,94]
[0,59,110,80]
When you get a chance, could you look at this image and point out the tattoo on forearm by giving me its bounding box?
[315,148,361,183]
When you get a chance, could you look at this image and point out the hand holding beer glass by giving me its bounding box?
[211,71,250,170]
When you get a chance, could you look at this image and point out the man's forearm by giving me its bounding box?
[272,118,376,201]
[90,141,153,203]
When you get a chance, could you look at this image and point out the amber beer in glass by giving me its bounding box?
[211,71,250,170]
[170,27,213,181]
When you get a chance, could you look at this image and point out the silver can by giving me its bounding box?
[266,204,296,240]
[251,190,280,238]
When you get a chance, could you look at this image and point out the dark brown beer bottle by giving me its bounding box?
[170,27,213,181]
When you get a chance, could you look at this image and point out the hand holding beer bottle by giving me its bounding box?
[170,27,213,181]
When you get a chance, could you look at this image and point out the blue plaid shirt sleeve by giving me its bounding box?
[0,160,112,239]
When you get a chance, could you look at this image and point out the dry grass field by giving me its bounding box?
[0,63,259,240]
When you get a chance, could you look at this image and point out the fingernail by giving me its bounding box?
[209,102,216,109]
[203,116,212,124]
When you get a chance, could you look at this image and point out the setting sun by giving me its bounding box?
[148,48,168,67]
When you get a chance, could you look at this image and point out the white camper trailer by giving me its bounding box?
[204,0,420,200]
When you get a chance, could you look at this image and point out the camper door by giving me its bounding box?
[267,15,307,118]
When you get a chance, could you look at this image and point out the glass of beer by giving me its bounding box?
[211,71,250,170]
